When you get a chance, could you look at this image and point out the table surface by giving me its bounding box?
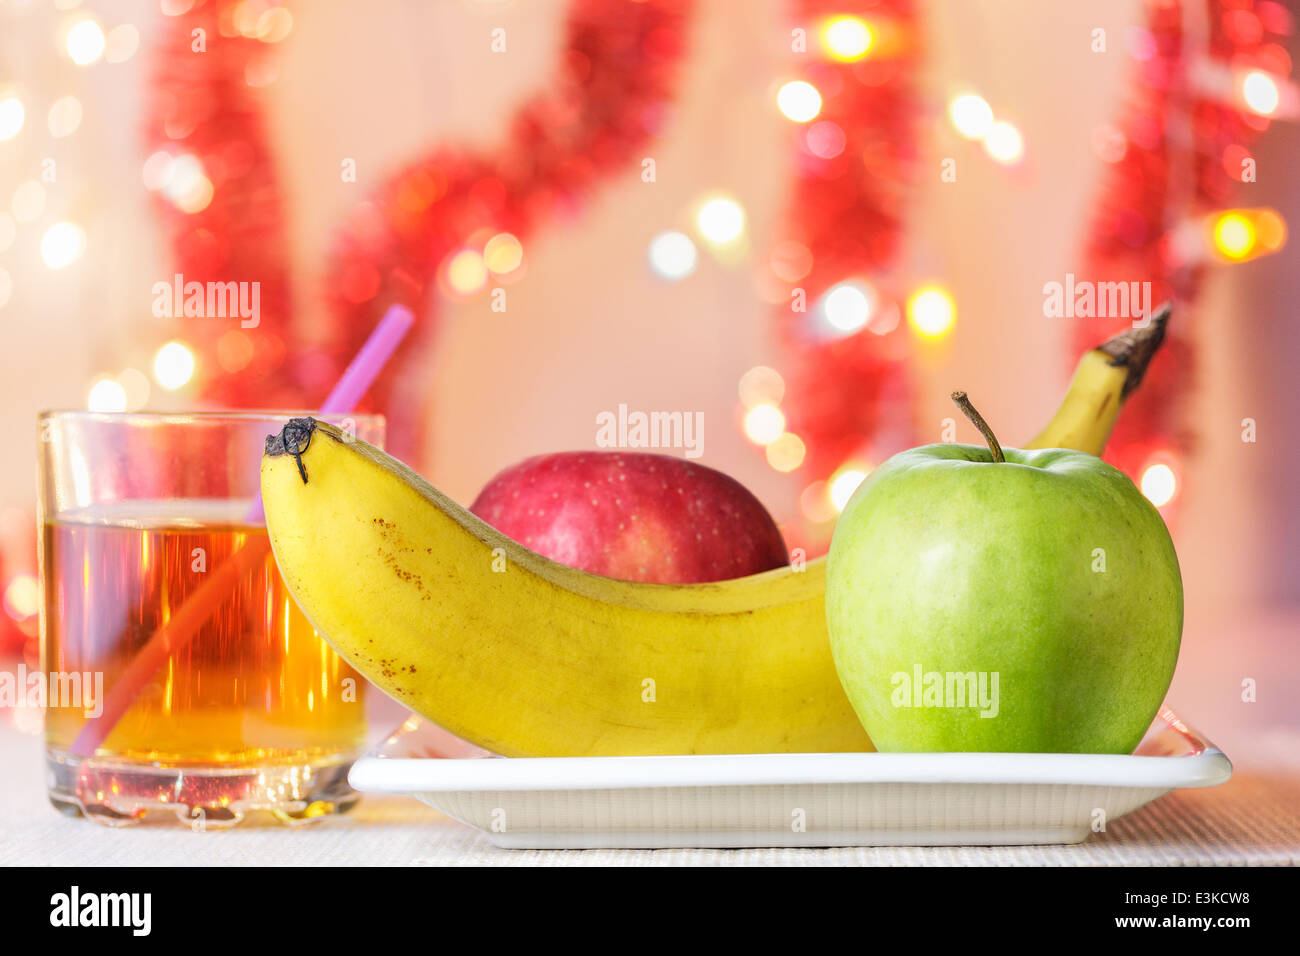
[5,609,1299,866]
[2,725,1298,866]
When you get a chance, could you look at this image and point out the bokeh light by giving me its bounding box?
[765,432,807,472]
[40,222,85,269]
[829,466,870,512]
[1212,211,1256,259]
[161,154,214,214]
[648,230,697,280]
[153,341,196,390]
[1254,208,1288,253]
[907,285,956,339]
[743,403,786,445]
[738,366,785,408]
[234,2,263,38]
[105,24,141,63]
[805,120,846,159]
[821,16,873,62]
[777,81,823,123]
[141,150,175,191]
[820,281,877,335]
[983,120,1024,163]
[696,196,746,245]
[1140,462,1177,507]
[48,95,83,137]
[0,97,24,141]
[948,93,994,140]
[86,377,126,412]
[116,368,151,410]
[484,232,524,275]
[3,573,39,621]
[0,267,11,309]
[800,481,837,524]
[1241,70,1280,115]
[66,19,106,66]
[768,241,813,282]
[256,7,294,43]
[445,249,488,294]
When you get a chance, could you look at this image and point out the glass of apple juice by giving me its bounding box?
[37,411,383,829]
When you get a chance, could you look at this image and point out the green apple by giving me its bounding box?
[825,393,1182,754]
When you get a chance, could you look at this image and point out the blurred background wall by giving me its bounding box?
[0,1,1296,752]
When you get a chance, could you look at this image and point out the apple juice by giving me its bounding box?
[42,500,365,773]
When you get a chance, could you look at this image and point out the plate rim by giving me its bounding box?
[348,706,1233,795]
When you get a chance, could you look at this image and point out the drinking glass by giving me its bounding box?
[37,411,383,828]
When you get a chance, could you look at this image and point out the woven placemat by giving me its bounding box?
[2,727,1296,866]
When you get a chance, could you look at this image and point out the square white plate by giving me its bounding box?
[348,707,1231,849]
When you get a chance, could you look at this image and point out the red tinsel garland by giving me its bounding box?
[144,1,296,409]
[7,1,688,655]
[770,1,921,510]
[144,0,692,460]
[322,0,691,457]
[1076,0,1292,483]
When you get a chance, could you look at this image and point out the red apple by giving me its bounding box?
[469,452,788,583]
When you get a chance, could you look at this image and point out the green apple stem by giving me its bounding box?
[951,391,1005,463]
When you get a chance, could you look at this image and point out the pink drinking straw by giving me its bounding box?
[71,304,415,757]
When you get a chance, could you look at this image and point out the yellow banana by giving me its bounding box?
[260,308,1172,757]
[262,420,871,756]
[1025,303,1171,455]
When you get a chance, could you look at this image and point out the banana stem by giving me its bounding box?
[266,418,318,484]
[951,391,1005,463]
[1099,301,1172,399]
